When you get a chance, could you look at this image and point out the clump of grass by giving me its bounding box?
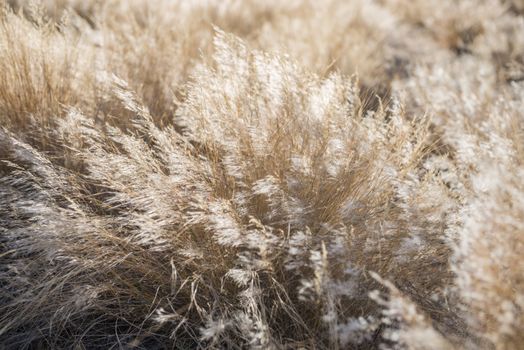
[1,1,523,349]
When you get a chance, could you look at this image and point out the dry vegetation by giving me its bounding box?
[0,0,523,349]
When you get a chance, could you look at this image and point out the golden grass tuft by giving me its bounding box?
[1,1,523,349]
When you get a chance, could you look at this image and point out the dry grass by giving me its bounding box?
[0,1,523,349]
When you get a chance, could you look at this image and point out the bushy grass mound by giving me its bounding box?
[1,1,523,349]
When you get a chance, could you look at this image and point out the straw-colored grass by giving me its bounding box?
[1,1,523,349]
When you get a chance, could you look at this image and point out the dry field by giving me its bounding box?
[1,0,523,349]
